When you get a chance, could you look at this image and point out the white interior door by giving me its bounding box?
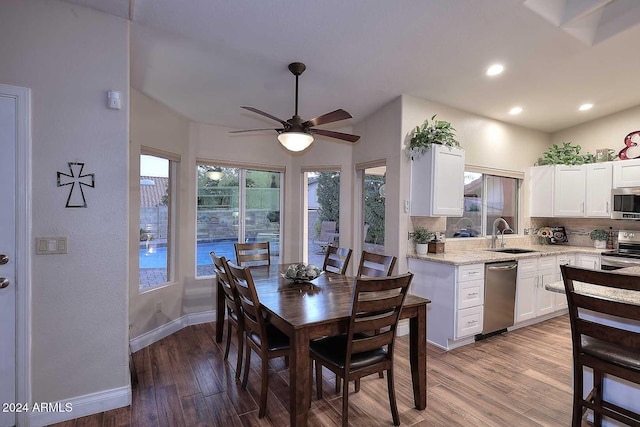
[0,89,17,427]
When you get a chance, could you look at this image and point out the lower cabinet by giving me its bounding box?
[576,253,601,270]
[515,256,556,324]
[554,254,575,310]
[407,258,484,350]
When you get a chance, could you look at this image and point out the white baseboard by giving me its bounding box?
[130,310,216,352]
[29,385,130,427]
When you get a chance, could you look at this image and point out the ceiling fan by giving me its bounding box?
[230,62,360,152]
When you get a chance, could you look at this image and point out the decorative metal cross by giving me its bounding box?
[57,162,95,208]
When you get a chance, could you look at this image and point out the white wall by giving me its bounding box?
[0,0,129,408]
[551,104,640,156]
[351,95,550,274]
[353,97,404,273]
[129,89,191,337]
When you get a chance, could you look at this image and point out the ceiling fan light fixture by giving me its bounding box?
[278,131,314,152]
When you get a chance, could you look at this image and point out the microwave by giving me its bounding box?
[612,188,640,219]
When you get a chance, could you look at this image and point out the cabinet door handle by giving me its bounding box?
[467,320,478,325]
[581,202,585,213]
[467,292,479,296]
[606,201,609,213]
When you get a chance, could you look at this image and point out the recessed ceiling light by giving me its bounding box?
[579,103,593,111]
[509,106,523,115]
[486,64,504,76]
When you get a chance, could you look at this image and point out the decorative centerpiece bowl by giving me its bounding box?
[282,263,323,283]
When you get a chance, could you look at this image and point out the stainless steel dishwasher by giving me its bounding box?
[478,260,518,339]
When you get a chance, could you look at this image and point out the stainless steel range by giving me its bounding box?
[601,230,640,270]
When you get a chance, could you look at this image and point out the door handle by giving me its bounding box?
[487,264,517,271]
[0,254,8,265]
[0,278,9,289]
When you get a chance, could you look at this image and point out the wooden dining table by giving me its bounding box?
[215,263,431,426]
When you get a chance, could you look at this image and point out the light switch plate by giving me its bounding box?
[36,237,67,255]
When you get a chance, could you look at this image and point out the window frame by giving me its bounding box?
[139,148,179,292]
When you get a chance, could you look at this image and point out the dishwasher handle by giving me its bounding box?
[486,264,517,271]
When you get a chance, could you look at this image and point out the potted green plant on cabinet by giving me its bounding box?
[590,229,608,249]
[412,226,434,255]
[405,114,461,160]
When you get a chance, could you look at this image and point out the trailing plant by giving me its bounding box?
[406,114,461,160]
[535,142,597,165]
[412,226,435,244]
[589,229,608,241]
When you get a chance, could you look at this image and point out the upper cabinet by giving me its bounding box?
[585,163,613,217]
[554,165,586,217]
[530,163,612,218]
[410,145,465,217]
[613,158,640,188]
[529,166,554,217]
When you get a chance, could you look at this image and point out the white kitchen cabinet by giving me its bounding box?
[515,256,556,323]
[554,165,586,217]
[407,258,483,350]
[554,254,575,310]
[613,158,640,188]
[585,163,613,217]
[576,253,601,270]
[529,165,554,217]
[531,163,613,218]
[410,145,464,217]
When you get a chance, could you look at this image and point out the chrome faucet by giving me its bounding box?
[491,217,512,249]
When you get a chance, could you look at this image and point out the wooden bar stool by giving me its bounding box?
[560,265,640,426]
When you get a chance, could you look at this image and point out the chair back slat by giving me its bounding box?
[573,293,640,321]
[577,318,640,351]
[234,242,271,267]
[561,265,640,354]
[353,313,396,335]
[322,245,353,275]
[357,250,397,277]
[344,273,413,364]
[351,331,394,353]
[210,252,239,314]
[226,261,265,338]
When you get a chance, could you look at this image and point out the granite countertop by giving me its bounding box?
[407,244,604,266]
[545,266,640,306]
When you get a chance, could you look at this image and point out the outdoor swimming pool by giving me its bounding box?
[140,241,237,269]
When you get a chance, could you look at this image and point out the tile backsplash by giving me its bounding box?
[410,216,640,251]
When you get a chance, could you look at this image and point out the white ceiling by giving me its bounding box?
[64,0,640,134]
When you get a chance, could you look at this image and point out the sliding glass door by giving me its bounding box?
[196,165,282,276]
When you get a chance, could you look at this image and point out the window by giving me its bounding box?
[139,152,178,291]
[356,162,386,254]
[196,164,282,277]
[304,170,340,266]
[445,171,520,238]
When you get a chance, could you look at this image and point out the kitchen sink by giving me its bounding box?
[488,248,537,254]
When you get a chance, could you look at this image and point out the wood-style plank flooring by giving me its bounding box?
[50,315,581,426]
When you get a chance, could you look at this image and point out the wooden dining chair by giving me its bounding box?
[234,241,270,267]
[350,250,397,387]
[226,261,290,418]
[560,265,640,427]
[310,273,414,427]
[322,245,353,275]
[357,250,397,277]
[210,251,244,380]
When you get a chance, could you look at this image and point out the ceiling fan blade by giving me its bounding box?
[241,106,288,126]
[303,109,353,127]
[310,128,360,143]
[229,128,283,134]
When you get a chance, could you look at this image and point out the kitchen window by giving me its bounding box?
[445,169,521,238]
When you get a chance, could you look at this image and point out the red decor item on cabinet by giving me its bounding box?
[618,130,640,160]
